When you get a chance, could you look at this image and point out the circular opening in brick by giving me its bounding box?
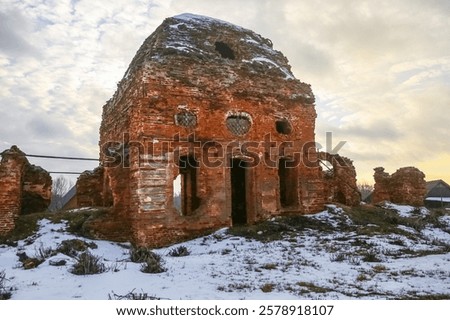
[175,111,197,128]
[275,119,292,134]
[226,113,252,136]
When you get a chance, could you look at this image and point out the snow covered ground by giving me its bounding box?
[1,204,449,300]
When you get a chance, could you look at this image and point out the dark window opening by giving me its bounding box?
[175,111,197,128]
[231,159,247,225]
[275,119,292,135]
[226,113,251,136]
[177,155,200,216]
[215,41,235,60]
[279,158,298,207]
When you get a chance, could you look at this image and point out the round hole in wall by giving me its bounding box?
[275,119,292,134]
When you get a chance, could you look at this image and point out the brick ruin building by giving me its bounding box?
[372,167,426,206]
[0,146,52,235]
[81,14,359,246]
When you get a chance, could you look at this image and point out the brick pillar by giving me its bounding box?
[0,146,28,235]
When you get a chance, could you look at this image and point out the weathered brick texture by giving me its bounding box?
[372,167,426,206]
[319,152,360,206]
[76,167,107,207]
[0,146,52,235]
[87,14,359,247]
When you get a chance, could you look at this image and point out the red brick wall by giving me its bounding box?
[96,15,331,246]
[373,166,426,206]
[0,146,27,235]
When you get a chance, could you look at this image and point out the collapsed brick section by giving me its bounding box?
[372,167,426,206]
[319,152,360,206]
[0,146,52,235]
[76,167,108,207]
[91,14,359,247]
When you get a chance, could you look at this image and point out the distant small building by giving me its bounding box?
[61,186,77,210]
[425,179,450,208]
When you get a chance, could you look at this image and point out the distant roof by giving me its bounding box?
[61,185,77,206]
[426,179,450,197]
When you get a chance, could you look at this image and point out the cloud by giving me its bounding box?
[0,0,449,184]
[0,9,40,57]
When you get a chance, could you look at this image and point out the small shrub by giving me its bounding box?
[362,251,382,262]
[260,283,275,293]
[330,252,346,262]
[70,251,106,275]
[168,246,190,257]
[356,273,368,281]
[57,239,97,258]
[34,243,55,260]
[372,264,388,273]
[140,252,166,274]
[0,270,12,300]
[297,281,329,293]
[108,289,161,300]
[261,263,278,270]
[130,246,155,263]
[221,248,232,255]
[229,283,252,291]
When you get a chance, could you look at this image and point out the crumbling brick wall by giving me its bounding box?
[0,146,27,234]
[372,166,426,206]
[319,152,360,206]
[84,14,361,247]
[76,167,107,207]
[0,146,52,235]
[22,164,52,214]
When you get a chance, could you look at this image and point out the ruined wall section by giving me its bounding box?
[0,146,27,235]
[373,167,426,206]
[319,152,360,206]
[76,167,105,207]
[22,165,52,215]
[372,167,391,203]
[0,146,52,235]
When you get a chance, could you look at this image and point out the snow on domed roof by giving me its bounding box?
[124,13,295,80]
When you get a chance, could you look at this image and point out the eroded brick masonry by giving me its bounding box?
[0,146,52,235]
[88,14,359,246]
[372,167,426,206]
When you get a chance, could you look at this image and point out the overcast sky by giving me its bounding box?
[1,0,449,185]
